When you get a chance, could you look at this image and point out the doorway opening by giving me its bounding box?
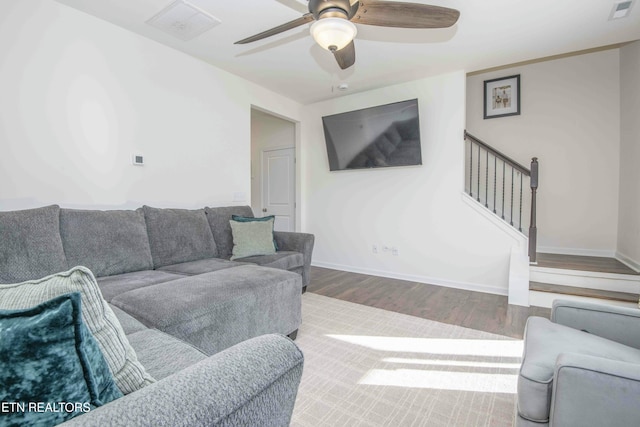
[250,108,297,232]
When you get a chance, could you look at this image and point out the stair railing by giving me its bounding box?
[464,131,539,263]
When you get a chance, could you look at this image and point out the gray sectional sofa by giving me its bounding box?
[0,203,314,425]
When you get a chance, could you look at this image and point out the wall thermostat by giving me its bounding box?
[132,154,144,166]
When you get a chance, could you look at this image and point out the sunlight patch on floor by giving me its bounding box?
[382,357,521,370]
[326,334,524,357]
[325,335,523,393]
[359,369,519,393]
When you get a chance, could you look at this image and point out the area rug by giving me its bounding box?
[291,293,522,427]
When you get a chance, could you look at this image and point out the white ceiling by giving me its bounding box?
[54,0,640,104]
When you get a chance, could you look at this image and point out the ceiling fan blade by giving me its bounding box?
[235,13,314,44]
[333,41,356,70]
[352,1,459,28]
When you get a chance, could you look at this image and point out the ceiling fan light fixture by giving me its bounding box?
[310,18,357,52]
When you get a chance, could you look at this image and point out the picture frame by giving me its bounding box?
[483,74,520,119]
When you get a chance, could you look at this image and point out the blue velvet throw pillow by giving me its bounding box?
[231,215,279,250]
[0,292,123,427]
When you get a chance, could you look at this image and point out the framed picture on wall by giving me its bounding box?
[483,74,520,119]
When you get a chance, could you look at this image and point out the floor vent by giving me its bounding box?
[146,0,221,41]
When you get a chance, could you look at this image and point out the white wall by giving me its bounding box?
[466,49,621,256]
[301,71,522,295]
[617,41,640,269]
[0,0,301,211]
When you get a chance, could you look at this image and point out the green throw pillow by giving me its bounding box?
[231,215,279,250]
[230,217,277,260]
[0,292,123,426]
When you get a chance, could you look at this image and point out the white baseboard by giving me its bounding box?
[312,261,508,297]
[536,246,615,258]
[616,251,640,273]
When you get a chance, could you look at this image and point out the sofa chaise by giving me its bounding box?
[0,203,314,425]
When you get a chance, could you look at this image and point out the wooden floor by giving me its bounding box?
[308,266,550,339]
[535,253,639,275]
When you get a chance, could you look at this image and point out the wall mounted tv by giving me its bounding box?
[322,99,422,171]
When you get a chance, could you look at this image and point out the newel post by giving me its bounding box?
[529,157,539,263]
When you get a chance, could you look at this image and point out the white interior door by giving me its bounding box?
[261,147,295,231]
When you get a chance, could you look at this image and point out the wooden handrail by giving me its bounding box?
[464,131,539,263]
[464,131,530,176]
[529,157,539,263]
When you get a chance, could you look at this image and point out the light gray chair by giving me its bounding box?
[517,299,640,427]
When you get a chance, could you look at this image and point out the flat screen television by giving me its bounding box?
[322,99,422,171]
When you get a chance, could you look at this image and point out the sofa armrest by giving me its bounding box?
[274,231,315,288]
[551,353,640,427]
[551,299,640,349]
[61,334,304,427]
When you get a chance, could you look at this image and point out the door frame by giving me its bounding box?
[250,106,301,231]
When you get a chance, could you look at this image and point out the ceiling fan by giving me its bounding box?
[234,0,460,70]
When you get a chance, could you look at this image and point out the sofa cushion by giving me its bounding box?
[97,270,183,302]
[0,292,122,426]
[143,206,218,268]
[518,317,640,423]
[60,208,153,277]
[235,251,303,272]
[230,218,277,260]
[0,205,68,283]
[157,258,247,276]
[0,266,155,395]
[109,304,147,335]
[204,206,254,259]
[110,265,302,355]
[127,329,207,380]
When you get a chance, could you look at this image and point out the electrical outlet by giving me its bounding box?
[372,244,378,254]
[391,247,399,256]
[382,245,390,253]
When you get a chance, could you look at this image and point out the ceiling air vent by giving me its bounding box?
[609,0,635,20]
[146,0,221,41]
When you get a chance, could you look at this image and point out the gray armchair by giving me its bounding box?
[517,300,640,427]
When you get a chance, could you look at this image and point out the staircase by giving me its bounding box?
[529,253,640,308]
[464,131,640,308]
